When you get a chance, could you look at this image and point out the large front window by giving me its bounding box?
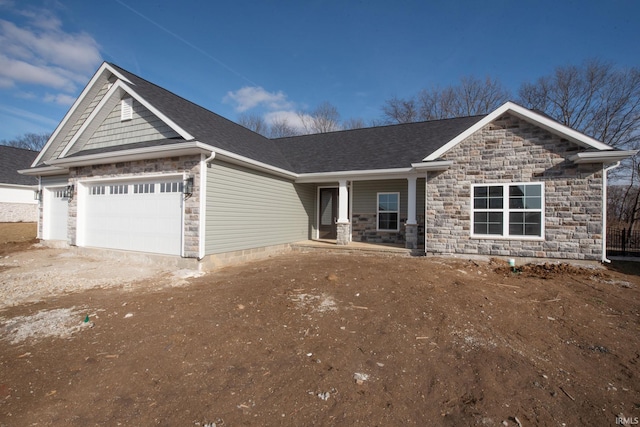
[472,183,543,238]
[378,192,399,231]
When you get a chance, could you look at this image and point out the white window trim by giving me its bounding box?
[377,192,400,232]
[470,182,545,240]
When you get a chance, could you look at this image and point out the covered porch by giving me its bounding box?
[307,175,429,252]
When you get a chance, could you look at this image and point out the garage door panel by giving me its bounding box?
[44,187,69,240]
[83,181,183,255]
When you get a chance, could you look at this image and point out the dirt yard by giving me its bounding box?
[1,225,639,426]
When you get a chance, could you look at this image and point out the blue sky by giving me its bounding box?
[1,0,639,142]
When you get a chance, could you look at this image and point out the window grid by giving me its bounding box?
[90,185,106,195]
[109,184,128,195]
[472,183,544,239]
[160,182,183,193]
[133,183,155,194]
[377,192,400,232]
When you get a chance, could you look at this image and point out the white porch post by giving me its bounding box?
[407,176,417,225]
[405,176,418,250]
[336,179,350,245]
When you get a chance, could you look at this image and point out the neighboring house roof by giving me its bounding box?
[0,145,38,185]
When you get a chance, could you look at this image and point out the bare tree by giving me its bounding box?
[299,101,342,134]
[382,96,420,124]
[343,117,367,130]
[518,59,640,150]
[1,132,50,151]
[382,76,510,124]
[238,113,269,136]
[519,59,640,233]
[269,117,298,138]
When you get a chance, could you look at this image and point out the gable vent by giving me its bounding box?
[121,97,133,121]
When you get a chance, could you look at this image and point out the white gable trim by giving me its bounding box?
[123,84,194,141]
[58,79,194,158]
[424,101,613,162]
[32,62,116,167]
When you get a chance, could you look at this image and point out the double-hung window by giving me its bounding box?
[472,183,544,238]
[377,192,399,231]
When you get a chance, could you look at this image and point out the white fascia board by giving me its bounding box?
[569,150,638,164]
[47,141,211,168]
[424,101,613,162]
[211,147,298,179]
[59,81,124,157]
[32,62,116,167]
[0,183,38,190]
[296,167,416,183]
[18,165,69,176]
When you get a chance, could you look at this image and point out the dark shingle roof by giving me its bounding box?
[0,145,38,185]
[272,116,486,173]
[108,63,294,171]
[108,64,486,175]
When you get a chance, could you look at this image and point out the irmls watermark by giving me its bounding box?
[616,416,639,425]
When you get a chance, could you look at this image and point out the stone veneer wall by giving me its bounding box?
[352,213,425,246]
[68,155,201,257]
[426,113,603,260]
[0,203,37,222]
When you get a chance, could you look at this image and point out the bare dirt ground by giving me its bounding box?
[1,224,639,426]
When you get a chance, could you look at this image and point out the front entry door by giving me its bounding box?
[319,188,338,239]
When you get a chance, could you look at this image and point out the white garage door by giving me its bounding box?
[43,187,69,240]
[82,180,183,255]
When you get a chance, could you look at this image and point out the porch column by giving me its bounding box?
[336,179,350,245]
[405,176,418,250]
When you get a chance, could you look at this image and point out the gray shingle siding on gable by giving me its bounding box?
[73,98,180,153]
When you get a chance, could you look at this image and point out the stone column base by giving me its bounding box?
[336,222,351,245]
[405,223,418,250]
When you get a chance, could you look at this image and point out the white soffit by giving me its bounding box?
[424,101,614,162]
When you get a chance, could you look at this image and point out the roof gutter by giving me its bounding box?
[570,150,638,164]
[18,165,69,176]
[45,141,211,167]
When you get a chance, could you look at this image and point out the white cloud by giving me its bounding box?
[44,93,76,105]
[264,110,309,133]
[0,104,60,127]
[224,86,292,112]
[0,10,101,96]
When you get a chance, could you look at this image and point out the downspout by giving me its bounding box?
[37,176,42,239]
[602,161,621,263]
[424,171,428,254]
[198,151,216,260]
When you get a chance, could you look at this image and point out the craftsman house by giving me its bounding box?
[20,62,636,266]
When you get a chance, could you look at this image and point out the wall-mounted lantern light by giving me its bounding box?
[183,176,194,197]
[34,189,42,201]
[64,184,74,199]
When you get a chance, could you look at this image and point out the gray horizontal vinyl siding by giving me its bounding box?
[352,178,425,216]
[205,161,315,254]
